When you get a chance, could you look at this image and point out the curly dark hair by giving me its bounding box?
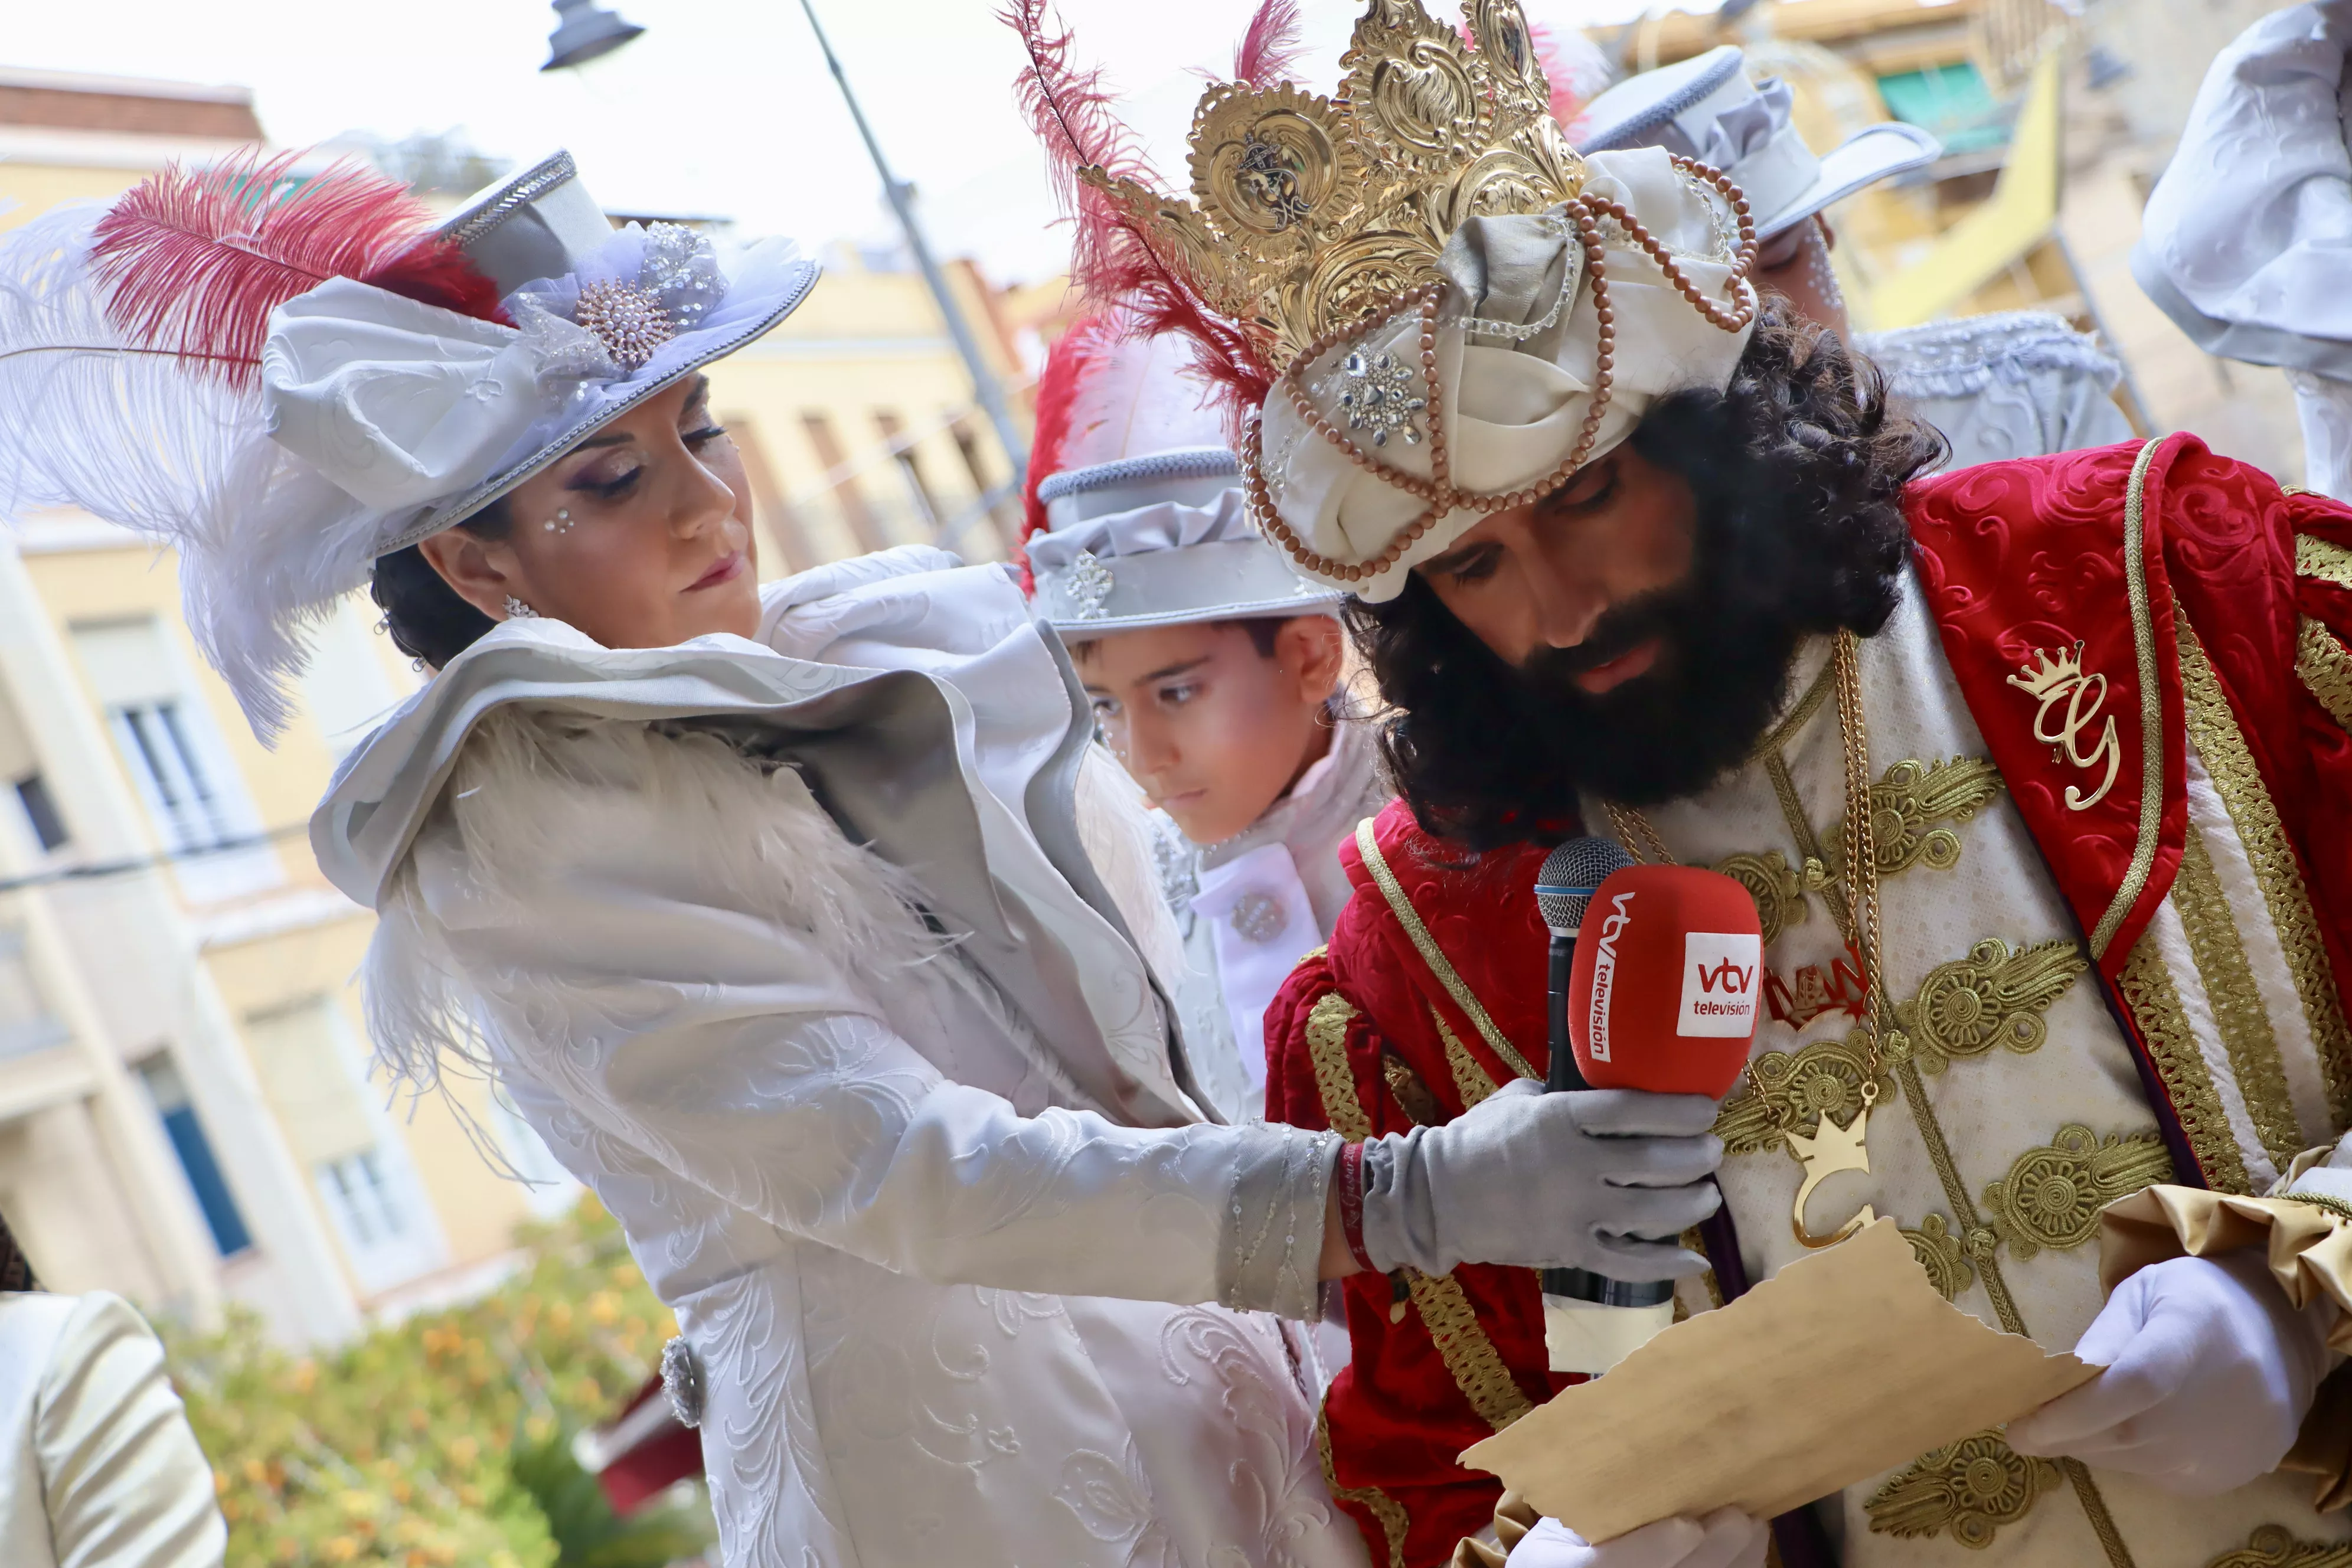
[368,497,513,669]
[1350,304,1946,851]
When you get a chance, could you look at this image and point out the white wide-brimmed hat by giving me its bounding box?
[0,147,818,736]
[1575,45,1940,239]
[1022,325,1340,633]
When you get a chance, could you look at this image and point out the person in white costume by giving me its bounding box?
[1574,46,2137,471]
[2134,1,2352,502]
[1023,323,1393,1124]
[0,1211,226,1567]
[0,150,1731,1568]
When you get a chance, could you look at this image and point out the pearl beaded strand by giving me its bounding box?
[1242,161,1756,585]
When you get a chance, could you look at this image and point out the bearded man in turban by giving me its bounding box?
[1027,4,2352,1563]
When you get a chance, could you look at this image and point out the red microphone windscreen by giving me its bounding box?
[1567,864,1762,1098]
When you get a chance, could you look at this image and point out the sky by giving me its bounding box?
[4,0,1698,286]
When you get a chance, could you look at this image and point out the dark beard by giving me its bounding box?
[1351,316,1931,852]
[1505,578,1810,807]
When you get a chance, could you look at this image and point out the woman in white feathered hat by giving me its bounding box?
[0,145,1724,1568]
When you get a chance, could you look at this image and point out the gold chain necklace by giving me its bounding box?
[1606,629,1884,1248]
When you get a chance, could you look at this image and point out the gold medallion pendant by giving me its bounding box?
[1613,631,1892,1252]
[1787,1087,1879,1248]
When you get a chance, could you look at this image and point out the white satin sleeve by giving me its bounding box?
[34,1293,226,1568]
[394,730,1338,1316]
[512,1000,1335,1317]
[2131,1,2352,378]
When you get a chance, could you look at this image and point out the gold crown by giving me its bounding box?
[2005,640,2090,700]
[1085,0,1585,375]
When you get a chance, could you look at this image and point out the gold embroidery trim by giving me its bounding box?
[1751,655,1838,760]
[1430,1008,1500,1110]
[1714,849,1808,947]
[1824,756,2004,880]
[2118,929,2254,1193]
[1403,1268,1536,1432]
[1899,1214,1974,1301]
[1306,993,1372,1142]
[2297,532,2352,593]
[1317,1404,1410,1568]
[2178,615,2352,1131]
[1982,1123,2173,1260]
[2090,435,2170,961]
[1306,988,1530,1439]
[1353,818,1540,1082]
[2171,824,2304,1169]
[1890,937,2089,1074]
[2297,616,2352,733]
[1752,655,2136,1564]
[1866,1429,2062,1548]
[2208,1524,2352,1567]
[1714,1028,1896,1155]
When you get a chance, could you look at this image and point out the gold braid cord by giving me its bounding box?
[1082,0,1756,583]
[1299,940,1537,1442]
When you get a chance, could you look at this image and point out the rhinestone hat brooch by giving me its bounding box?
[571,222,726,373]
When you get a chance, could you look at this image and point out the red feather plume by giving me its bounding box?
[1005,0,1272,443]
[1231,0,1304,89]
[361,234,512,327]
[89,149,444,386]
[1017,312,1115,592]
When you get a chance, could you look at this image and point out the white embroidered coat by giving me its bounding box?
[1625,573,2352,1564]
[312,549,1365,1568]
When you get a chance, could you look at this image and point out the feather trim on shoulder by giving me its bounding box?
[365,710,1090,1151]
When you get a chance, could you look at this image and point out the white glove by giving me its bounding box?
[2007,1250,2335,1493]
[1505,1511,1768,1568]
[1360,1079,1723,1280]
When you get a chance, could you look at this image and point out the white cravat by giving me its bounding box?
[1191,841,1322,1106]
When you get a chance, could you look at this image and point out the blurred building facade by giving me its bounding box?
[0,66,1039,1347]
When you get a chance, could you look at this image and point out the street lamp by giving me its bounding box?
[795,0,1031,487]
[542,0,645,72]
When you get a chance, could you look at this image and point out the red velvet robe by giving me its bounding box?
[1265,436,2352,1566]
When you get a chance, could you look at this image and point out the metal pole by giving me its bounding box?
[795,0,1031,487]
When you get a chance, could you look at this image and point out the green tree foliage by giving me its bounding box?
[164,1197,713,1568]
[508,1425,714,1568]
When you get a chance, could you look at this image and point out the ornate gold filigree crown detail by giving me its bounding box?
[2005,640,2091,700]
[1084,0,1584,375]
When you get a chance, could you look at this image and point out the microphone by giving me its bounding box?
[1533,854,1762,1374]
[1533,837,1635,1099]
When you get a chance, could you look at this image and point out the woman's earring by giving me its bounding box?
[503,595,538,620]
[543,508,574,534]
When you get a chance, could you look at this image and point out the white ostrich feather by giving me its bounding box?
[0,202,394,741]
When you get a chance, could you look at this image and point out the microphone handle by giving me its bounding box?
[1544,931,1588,1092]
[1540,927,1675,1309]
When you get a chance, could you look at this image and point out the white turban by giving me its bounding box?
[1255,148,1756,602]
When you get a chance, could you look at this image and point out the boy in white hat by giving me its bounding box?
[1575,44,2137,469]
[1025,321,1392,1125]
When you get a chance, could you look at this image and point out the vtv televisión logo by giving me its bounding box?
[1584,890,1635,1061]
[1677,930,1762,1037]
